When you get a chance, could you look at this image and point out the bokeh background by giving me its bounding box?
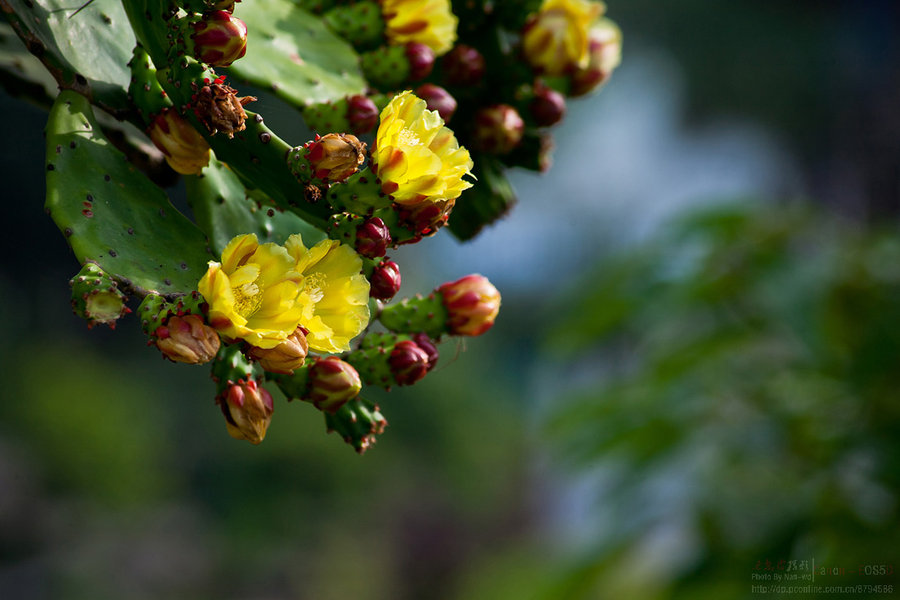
[2,1,900,598]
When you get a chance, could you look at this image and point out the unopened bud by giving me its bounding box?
[219,380,274,444]
[306,133,366,182]
[437,274,501,336]
[248,327,309,374]
[191,10,248,67]
[415,83,457,122]
[405,42,436,80]
[308,356,362,413]
[412,332,439,372]
[347,94,380,135]
[442,44,485,86]
[389,339,431,386]
[156,314,221,364]
[356,217,391,258]
[570,18,622,97]
[370,259,402,301]
[148,108,211,175]
[530,84,566,127]
[471,104,525,155]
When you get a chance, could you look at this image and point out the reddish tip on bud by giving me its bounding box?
[412,332,439,372]
[471,104,525,155]
[415,83,457,122]
[191,10,248,67]
[248,327,309,374]
[405,42,436,81]
[219,380,274,444]
[306,132,366,182]
[389,339,431,386]
[530,84,567,127]
[570,20,623,97]
[442,44,486,87]
[437,274,501,336]
[356,217,392,258]
[155,314,221,364]
[308,357,363,413]
[347,95,380,135]
[370,259,402,301]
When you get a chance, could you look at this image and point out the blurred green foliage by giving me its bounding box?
[529,202,900,598]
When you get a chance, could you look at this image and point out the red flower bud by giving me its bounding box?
[415,83,457,122]
[437,274,501,336]
[471,104,525,155]
[442,44,486,87]
[356,217,391,258]
[389,339,431,386]
[219,380,274,444]
[405,42,436,81]
[155,314,221,364]
[347,95,380,135]
[570,19,623,97]
[530,84,567,127]
[370,259,402,301]
[191,10,248,67]
[308,357,362,413]
[412,332,439,372]
[306,133,366,182]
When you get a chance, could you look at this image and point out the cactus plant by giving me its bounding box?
[0,0,621,452]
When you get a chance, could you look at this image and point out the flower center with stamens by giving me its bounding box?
[233,280,263,317]
[399,128,421,147]
[303,273,326,304]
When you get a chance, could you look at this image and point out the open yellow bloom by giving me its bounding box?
[382,0,458,56]
[522,0,605,76]
[284,235,370,354]
[371,91,473,208]
[198,234,305,349]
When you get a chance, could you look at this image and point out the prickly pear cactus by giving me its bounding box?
[0,0,621,452]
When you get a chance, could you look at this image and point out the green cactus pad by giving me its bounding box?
[211,342,260,389]
[378,294,449,338]
[45,90,213,296]
[187,156,327,255]
[322,1,385,50]
[326,169,392,215]
[2,0,134,115]
[359,45,411,90]
[228,0,367,108]
[300,98,352,134]
[0,21,58,106]
[269,368,312,402]
[324,397,387,454]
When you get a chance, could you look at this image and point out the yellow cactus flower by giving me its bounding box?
[148,108,211,175]
[371,90,473,209]
[382,0,458,56]
[284,235,370,354]
[522,0,605,76]
[198,234,306,349]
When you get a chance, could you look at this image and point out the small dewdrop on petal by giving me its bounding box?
[370,91,473,209]
[381,0,458,56]
[522,0,604,76]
